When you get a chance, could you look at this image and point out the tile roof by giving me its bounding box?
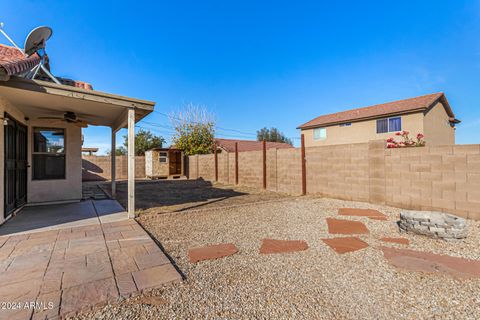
[0,43,93,90]
[215,138,293,153]
[0,44,40,76]
[298,93,456,129]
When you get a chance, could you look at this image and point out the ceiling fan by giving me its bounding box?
[37,111,88,127]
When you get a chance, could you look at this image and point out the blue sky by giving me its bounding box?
[2,0,480,153]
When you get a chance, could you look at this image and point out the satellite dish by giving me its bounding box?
[24,26,52,56]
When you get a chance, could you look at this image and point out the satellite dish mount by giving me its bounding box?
[0,23,60,84]
[24,26,60,84]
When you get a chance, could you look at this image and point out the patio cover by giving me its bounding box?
[0,76,155,218]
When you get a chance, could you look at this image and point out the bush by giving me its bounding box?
[386,131,426,148]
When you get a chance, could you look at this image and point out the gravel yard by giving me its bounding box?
[101,179,290,214]
[74,183,480,320]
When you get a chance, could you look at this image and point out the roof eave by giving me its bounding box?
[3,76,155,110]
[297,108,427,130]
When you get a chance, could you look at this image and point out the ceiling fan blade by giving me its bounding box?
[73,120,88,128]
[37,116,64,120]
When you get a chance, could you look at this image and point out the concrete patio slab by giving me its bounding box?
[0,201,98,236]
[0,200,181,318]
[93,199,128,223]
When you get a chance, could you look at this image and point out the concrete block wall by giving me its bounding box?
[306,143,370,202]
[217,152,229,183]
[266,149,278,192]
[186,142,480,220]
[198,154,215,181]
[276,148,302,195]
[82,156,145,181]
[238,151,263,188]
[385,144,480,220]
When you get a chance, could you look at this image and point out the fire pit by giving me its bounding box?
[399,210,467,240]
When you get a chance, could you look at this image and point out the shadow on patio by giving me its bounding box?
[0,199,126,236]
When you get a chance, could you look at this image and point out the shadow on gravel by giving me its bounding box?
[103,178,248,212]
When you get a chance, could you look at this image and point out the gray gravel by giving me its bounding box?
[72,196,480,320]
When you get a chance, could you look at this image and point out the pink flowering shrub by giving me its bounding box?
[386,131,426,148]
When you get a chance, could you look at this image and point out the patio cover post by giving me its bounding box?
[111,128,116,199]
[127,108,135,218]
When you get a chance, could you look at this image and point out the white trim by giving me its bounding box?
[127,108,135,218]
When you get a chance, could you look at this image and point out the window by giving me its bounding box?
[389,117,401,132]
[32,128,65,180]
[313,127,327,140]
[159,151,168,163]
[377,117,401,133]
[339,123,352,127]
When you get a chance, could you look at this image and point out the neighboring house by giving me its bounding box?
[297,93,460,147]
[214,138,293,153]
[0,42,154,224]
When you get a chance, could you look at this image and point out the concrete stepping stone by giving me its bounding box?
[259,239,309,254]
[322,237,369,254]
[326,218,369,234]
[380,237,409,245]
[380,246,480,279]
[338,208,388,221]
[188,243,238,263]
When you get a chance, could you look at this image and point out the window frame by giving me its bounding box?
[376,116,402,134]
[313,127,327,140]
[159,151,168,163]
[32,127,66,181]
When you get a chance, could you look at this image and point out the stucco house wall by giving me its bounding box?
[0,99,82,224]
[301,112,425,147]
[26,119,82,204]
[424,102,455,145]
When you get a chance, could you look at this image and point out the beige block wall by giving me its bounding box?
[276,148,302,195]
[238,150,263,188]
[82,155,146,181]
[198,154,215,181]
[217,152,229,184]
[187,142,480,220]
[302,112,425,147]
[306,143,370,201]
[385,144,480,220]
[423,102,455,145]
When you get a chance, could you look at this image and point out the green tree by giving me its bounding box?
[256,127,293,145]
[108,129,165,156]
[171,104,215,156]
[106,148,126,156]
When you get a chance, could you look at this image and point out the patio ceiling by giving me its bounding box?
[0,76,155,130]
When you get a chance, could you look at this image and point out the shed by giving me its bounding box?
[145,148,184,179]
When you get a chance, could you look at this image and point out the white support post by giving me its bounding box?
[127,108,135,218]
[111,128,116,199]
